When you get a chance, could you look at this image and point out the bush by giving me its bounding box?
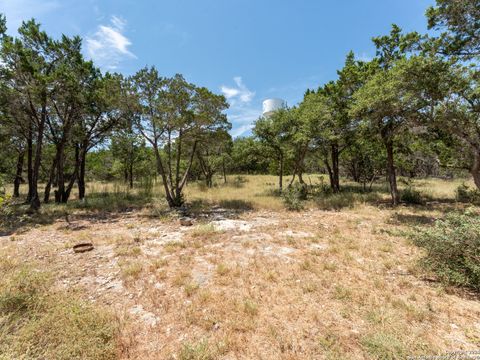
[412,209,480,291]
[231,175,247,188]
[282,183,307,211]
[0,175,13,227]
[400,187,425,205]
[315,191,381,211]
[455,183,480,204]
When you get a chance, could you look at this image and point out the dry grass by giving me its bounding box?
[1,176,479,359]
[0,258,120,360]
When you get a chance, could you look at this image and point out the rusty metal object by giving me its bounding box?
[73,242,94,253]
[179,217,193,226]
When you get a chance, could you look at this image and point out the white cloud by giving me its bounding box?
[221,76,255,105]
[228,108,262,137]
[86,15,136,70]
[110,15,126,30]
[0,0,60,32]
[221,77,260,137]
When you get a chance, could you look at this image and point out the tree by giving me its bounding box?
[253,108,294,191]
[44,35,89,203]
[0,19,57,210]
[110,122,145,188]
[131,68,229,207]
[195,129,232,187]
[350,26,423,205]
[343,135,385,191]
[299,52,369,192]
[76,72,124,200]
[427,0,480,59]
[229,137,270,174]
[432,66,480,189]
[0,80,26,198]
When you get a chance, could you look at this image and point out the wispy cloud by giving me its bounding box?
[221,77,260,137]
[0,0,60,32]
[86,15,136,70]
[221,77,255,105]
[228,108,263,137]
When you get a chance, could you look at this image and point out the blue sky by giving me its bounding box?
[0,0,435,136]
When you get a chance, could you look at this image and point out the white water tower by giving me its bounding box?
[262,98,286,118]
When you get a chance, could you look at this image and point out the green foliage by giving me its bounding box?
[196,129,232,187]
[231,175,247,188]
[412,209,480,290]
[253,108,296,190]
[0,173,5,199]
[282,183,307,211]
[455,183,480,204]
[229,137,270,174]
[426,0,480,59]
[361,332,406,360]
[400,187,425,205]
[0,174,13,220]
[315,190,381,211]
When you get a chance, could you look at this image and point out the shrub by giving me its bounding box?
[315,191,381,211]
[0,175,13,228]
[412,209,480,291]
[282,183,307,211]
[231,175,247,188]
[0,173,5,196]
[400,187,425,205]
[455,183,480,204]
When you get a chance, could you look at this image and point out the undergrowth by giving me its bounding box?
[411,208,480,291]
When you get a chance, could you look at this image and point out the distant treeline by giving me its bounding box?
[0,0,479,208]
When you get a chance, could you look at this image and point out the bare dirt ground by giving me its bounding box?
[1,204,479,359]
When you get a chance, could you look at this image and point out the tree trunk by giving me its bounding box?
[44,157,57,203]
[129,160,134,189]
[385,139,399,205]
[472,152,480,190]
[13,151,25,198]
[279,153,284,192]
[78,147,87,200]
[324,156,334,191]
[26,126,33,202]
[350,160,360,183]
[298,148,307,185]
[55,143,66,203]
[289,169,297,187]
[63,145,80,202]
[222,158,227,184]
[331,144,340,193]
[154,145,174,207]
[176,140,198,205]
[29,107,47,211]
[206,173,213,188]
